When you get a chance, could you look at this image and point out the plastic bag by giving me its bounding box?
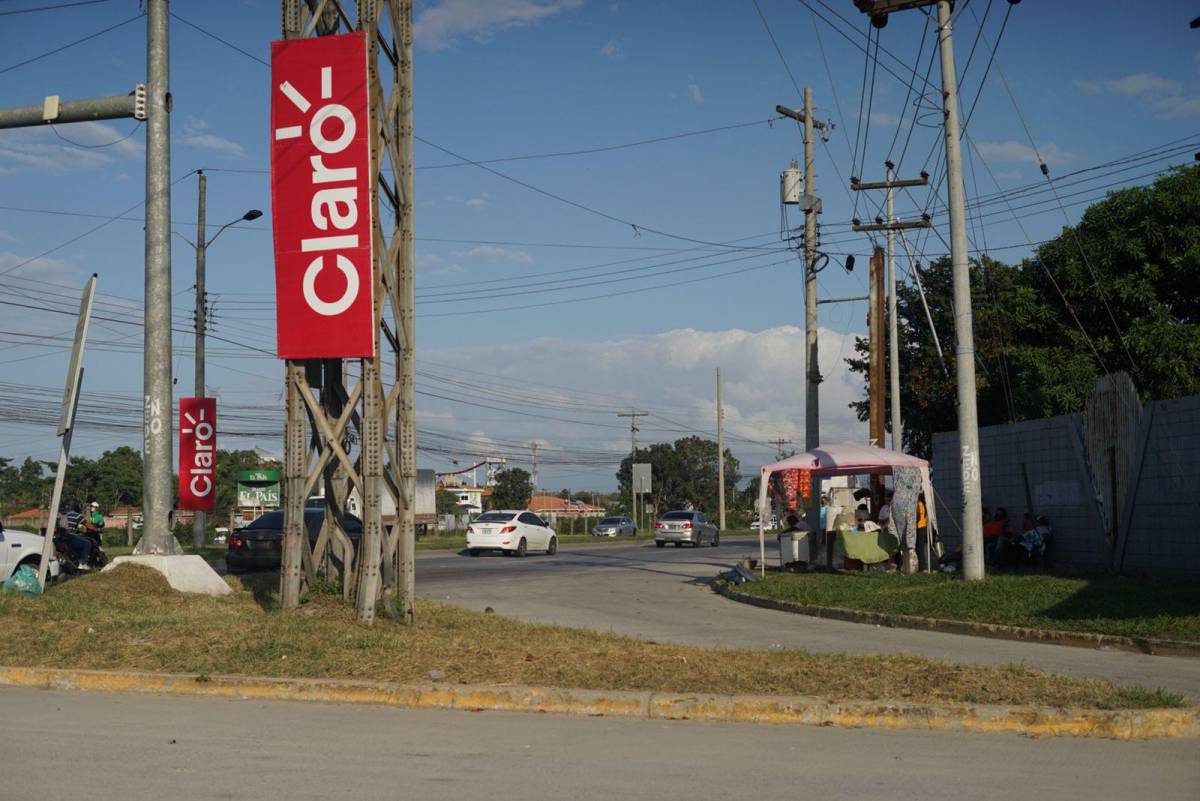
[2,564,42,596]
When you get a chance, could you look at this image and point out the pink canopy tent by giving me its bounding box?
[755,441,938,571]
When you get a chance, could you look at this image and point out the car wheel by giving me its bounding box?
[547,537,557,555]
[673,541,681,548]
[469,549,481,557]
[516,538,527,558]
[655,541,665,548]
[712,532,720,547]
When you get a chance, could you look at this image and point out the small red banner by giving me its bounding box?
[270,31,374,358]
[179,398,217,511]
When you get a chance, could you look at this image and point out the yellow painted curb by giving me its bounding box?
[2,666,1197,740]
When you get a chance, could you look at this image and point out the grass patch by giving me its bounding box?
[737,571,1200,643]
[0,564,1185,710]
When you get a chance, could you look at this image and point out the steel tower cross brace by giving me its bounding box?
[279,0,415,624]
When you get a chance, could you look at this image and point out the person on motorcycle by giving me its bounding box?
[86,501,106,534]
[58,500,94,571]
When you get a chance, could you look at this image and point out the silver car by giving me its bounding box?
[592,516,637,537]
[654,510,719,548]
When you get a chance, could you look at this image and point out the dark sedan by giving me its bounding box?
[225,509,363,573]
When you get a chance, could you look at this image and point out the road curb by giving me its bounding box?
[713,580,1200,658]
[1,666,1197,740]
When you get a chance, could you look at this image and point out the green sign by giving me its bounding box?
[237,469,281,508]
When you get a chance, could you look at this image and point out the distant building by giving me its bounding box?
[528,494,605,521]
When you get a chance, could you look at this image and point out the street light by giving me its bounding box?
[183,169,263,550]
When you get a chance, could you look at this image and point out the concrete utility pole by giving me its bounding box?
[530,442,540,496]
[775,93,827,459]
[855,0,986,580]
[192,171,207,550]
[618,410,647,531]
[716,367,725,531]
[138,0,179,555]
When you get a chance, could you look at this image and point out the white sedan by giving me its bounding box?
[466,510,558,557]
[0,526,60,583]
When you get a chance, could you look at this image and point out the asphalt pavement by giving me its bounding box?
[4,687,1197,801]
[415,536,1200,700]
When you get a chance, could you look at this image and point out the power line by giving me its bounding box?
[0,0,113,16]
[0,12,141,75]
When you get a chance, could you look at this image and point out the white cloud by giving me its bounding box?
[445,192,489,207]
[1074,72,1200,119]
[0,121,142,176]
[179,118,245,157]
[0,251,78,281]
[420,325,868,487]
[450,245,534,264]
[993,170,1022,181]
[415,0,583,50]
[687,82,705,105]
[600,40,622,59]
[864,110,900,127]
[431,264,467,276]
[1075,73,1180,96]
[416,253,443,270]
[973,139,1073,167]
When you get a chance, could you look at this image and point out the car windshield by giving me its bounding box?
[245,511,285,530]
[599,517,623,525]
[660,512,693,520]
[474,512,514,523]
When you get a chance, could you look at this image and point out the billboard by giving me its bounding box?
[632,463,652,494]
[270,31,374,358]
[179,398,217,511]
[237,469,281,508]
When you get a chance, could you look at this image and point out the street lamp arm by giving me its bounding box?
[171,230,197,249]
[205,209,262,248]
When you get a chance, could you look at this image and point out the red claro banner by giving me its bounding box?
[270,31,374,359]
[179,398,217,512]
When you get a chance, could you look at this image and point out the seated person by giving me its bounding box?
[853,505,880,533]
[981,507,1010,564]
[877,491,894,528]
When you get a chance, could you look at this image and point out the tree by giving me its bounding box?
[215,450,279,521]
[435,489,459,516]
[489,468,533,510]
[615,436,740,515]
[848,165,1200,457]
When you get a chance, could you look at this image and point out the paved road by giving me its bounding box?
[4,687,1196,801]
[415,536,1200,699]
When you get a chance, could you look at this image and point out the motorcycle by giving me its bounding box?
[52,527,108,575]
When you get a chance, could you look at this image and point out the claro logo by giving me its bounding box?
[270,31,373,359]
[275,66,361,317]
[178,398,217,511]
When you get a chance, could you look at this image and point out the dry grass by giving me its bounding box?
[0,565,1183,709]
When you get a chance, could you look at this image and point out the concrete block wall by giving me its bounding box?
[931,413,1108,573]
[1119,396,1200,578]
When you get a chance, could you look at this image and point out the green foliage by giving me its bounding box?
[489,468,533,510]
[848,166,1200,456]
[215,450,279,520]
[435,489,459,516]
[615,435,740,517]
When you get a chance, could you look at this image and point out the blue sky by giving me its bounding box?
[1,0,1198,492]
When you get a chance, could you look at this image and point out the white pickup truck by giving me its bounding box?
[0,525,61,583]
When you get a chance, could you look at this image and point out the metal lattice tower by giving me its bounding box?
[278,0,416,624]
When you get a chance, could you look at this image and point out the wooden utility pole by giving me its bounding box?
[768,438,793,460]
[851,165,929,452]
[868,247,886,452]
[716,367,725,531]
